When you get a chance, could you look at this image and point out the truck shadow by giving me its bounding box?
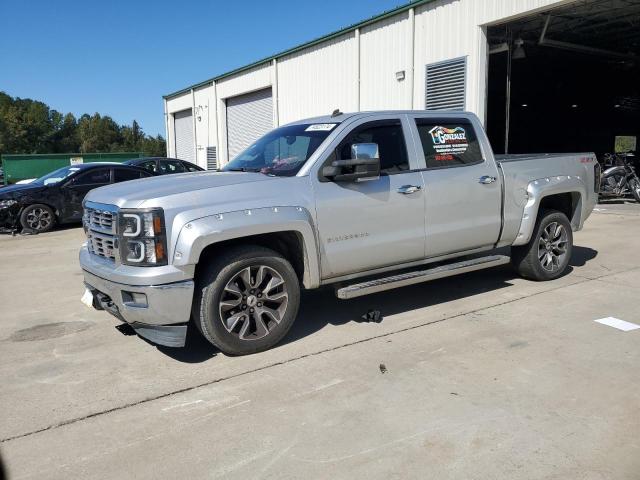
[284,245,598,348]
[157,245,597,362]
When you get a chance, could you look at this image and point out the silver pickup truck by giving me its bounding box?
[80,111,599,355]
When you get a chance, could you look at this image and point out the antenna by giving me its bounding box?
[331,109,343,117]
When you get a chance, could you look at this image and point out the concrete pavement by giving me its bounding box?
[1,205,639,479]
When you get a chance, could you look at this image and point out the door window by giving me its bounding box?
[337,120,409,174]
[159,160,186,174]
[71,168,111,186]
[114,168,144,183]
[182,161,201,172]
[415,119,483,169]
[138,160,158,173]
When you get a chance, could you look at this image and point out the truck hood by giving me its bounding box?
[86,171,274,207]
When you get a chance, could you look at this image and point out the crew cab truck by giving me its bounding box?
[79,111,599,355]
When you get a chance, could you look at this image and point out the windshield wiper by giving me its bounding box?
[225,167,263,173]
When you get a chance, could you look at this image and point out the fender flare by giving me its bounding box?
[512,175,586,246]
[171,206,321,288]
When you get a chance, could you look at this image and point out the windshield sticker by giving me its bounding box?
[429,126,468,161]
[305,123,337,132]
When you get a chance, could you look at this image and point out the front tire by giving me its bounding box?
[192,245,300,355]
[511,209,573,281]
[19,204,56,233]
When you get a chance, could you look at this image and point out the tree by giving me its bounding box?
[0,91,165,156]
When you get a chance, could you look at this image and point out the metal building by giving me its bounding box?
[163,0,640,168]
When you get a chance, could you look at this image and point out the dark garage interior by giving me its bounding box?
[486,0,640,162]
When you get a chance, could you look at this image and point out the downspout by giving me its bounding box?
[213,81,220,169]
[191,88,197,163]
[163,98,169,157]
[272,58,279,127]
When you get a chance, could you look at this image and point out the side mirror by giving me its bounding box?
[322,143,380,182]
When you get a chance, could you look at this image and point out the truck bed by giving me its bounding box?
[496,152,598,247]
[495,153,593,163]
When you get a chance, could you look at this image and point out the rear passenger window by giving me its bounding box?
[114,168,143,182]
[415,119,483,169]
[160,160,186,174]
[337,120,409,174]
[139,160,158,173]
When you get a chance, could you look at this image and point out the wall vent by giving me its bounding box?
[206,146,218,170]
[425,57,467,111]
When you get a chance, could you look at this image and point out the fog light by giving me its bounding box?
[122,291,148,307]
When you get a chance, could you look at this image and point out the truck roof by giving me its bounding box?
[285,110,476,126]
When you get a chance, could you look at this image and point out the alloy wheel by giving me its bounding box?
[218,265,289,341]
[538,222,568,272]
[25,207,52,231]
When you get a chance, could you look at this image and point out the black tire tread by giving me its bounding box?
[511,209,573,281]
[19,203,56,233]
[192,245,300,355]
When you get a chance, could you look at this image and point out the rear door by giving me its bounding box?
[312,116,426,279]
[410,115,502,257]
[113,167,148,183]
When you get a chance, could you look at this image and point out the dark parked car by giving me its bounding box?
[0,163,152,233]
[123,157,204,175]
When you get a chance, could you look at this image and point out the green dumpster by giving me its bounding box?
[1,152,144,185]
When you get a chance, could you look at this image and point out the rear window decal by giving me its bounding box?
[429,126,469,161]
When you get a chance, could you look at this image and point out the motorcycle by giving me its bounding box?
[599,152,640,203]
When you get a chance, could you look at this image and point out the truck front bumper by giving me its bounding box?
[80,246,194,347]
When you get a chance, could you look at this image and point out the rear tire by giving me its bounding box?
[192,245,300,355]
[19,204,56,233]
[511,209,573,281]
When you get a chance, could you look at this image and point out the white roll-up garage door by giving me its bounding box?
[226,88,273,161]
[174,109,195,162]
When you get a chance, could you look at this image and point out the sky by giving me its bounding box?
[0,0,407,137]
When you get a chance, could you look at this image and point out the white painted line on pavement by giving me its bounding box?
[594,317,640,332]
[162,399,204,411]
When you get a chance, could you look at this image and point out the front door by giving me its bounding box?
[411,116,502,257]
[60,167,112,221]
[313,117,426,279]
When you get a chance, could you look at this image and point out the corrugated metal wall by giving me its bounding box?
[360,12,412,110]
[165,0,571,166]
[277,33,358,124]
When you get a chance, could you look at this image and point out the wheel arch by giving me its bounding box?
[512,176,586,246]
[172,206,321,289]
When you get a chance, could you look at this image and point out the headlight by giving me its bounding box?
[0,199,18,208]
[117,208,168,266]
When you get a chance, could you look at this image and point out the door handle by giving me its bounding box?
[479,176,497,184]
[397,184,422,194]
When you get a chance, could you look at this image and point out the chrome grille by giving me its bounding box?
[87,231,117,260]
[84,203,118,262]
[85,207,115,234]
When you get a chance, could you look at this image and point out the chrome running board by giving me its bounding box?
[336,255,510,300]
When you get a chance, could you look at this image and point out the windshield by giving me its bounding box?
[222,123,337,176]
[32,166,82,186]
